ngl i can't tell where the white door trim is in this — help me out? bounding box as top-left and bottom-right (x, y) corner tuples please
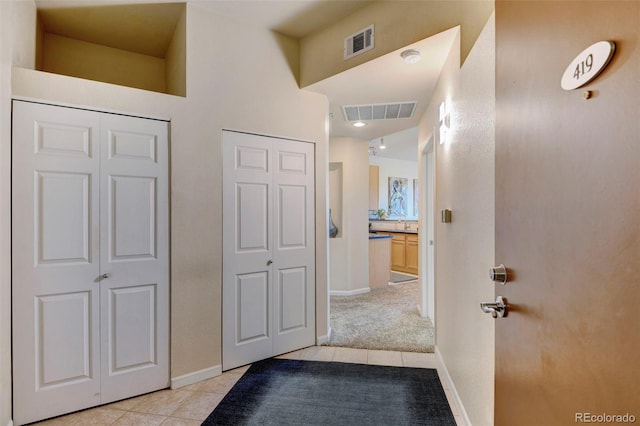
(11, 96), (171, 122)
(420, 132), (436, 322)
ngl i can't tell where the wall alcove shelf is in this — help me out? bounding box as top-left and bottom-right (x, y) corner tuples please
(36, 3), (186, 97)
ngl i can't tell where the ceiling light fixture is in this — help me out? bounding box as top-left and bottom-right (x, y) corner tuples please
(353, 121), (366, 127)
(379, 137), (386, 149)
(401, 49), (422, 64)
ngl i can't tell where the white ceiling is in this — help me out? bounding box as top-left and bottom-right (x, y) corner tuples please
(369, 127), (420, 162)
(304, 26), (458, 145)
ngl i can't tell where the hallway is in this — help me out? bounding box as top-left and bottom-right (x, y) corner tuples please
(33, 347), (463, 425)
(328, 281), (434, 352)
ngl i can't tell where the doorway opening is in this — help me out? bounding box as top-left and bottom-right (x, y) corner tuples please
(303, 27), (459, 353)
(325, 127), (434, 353)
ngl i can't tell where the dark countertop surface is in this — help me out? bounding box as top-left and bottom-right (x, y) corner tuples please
(368, 234), (393, 240)
(369, 229), (418, 235)
(369, 219), (418, 222)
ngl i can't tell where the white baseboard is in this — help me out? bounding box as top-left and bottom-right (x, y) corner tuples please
(7, 420), (13, 426)
(316, 327), (331, 345)
(329, 288), (370, 296)
(415, 304), (432, 321)
(170, 364), (222, 389)
(435, 347), (471, 426)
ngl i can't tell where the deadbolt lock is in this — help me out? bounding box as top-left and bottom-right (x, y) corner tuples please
(489, 264), (508, 285)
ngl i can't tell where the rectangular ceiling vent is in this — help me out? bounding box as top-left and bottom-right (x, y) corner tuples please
(344, 25), (374, 60)
(342, 102), (417, 122)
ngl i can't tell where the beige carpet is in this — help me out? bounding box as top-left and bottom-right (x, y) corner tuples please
(326, 281), (435, 353)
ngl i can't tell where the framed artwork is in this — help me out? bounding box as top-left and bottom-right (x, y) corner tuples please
(388, 177), (408, 217)
(413, 179), (418, 216)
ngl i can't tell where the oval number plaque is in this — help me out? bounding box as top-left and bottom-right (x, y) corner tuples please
(561, 41), (616, 91)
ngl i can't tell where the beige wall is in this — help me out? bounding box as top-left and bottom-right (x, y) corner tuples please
(1, 3), (37, 424)
(165, 6), (186, 97)
(42, 33), (167, 93)
(299, 0), (493, 87)
(329, 137), (370, 294)
(37, 3), (186, 97)
(418, 13), (495, 426)
(0, 9), (7, 424)
(1, 2), (329, 422)
(369, 156), (419, 219)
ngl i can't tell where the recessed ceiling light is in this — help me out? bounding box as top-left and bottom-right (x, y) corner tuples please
(401, 49), (422, 64)
(353, 121), (367, 127)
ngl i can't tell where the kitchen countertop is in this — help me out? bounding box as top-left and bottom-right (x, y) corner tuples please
(369, 220), (419, 234)
(368, 234), (393, 240)
(369, 219), (417, 222)
(369, 229), (418, 235)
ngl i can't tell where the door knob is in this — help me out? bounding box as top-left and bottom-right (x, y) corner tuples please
(267, 260), (273, 266)
(95, 272), (111, 283)
(489, 264), (508, 284)
(480, 296), (508, 318)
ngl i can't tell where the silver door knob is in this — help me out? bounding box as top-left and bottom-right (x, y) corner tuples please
(267, 260), (273, 266)
(100, 273), (110, 280)
(480, 296), (508, 318)
(489, 264), (508, 284)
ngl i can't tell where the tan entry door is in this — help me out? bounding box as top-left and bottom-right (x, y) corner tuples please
(495, 2), (639, 424)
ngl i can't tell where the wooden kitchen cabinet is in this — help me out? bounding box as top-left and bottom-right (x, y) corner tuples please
(375, 231), (418, 275)
(405, 233), (419, 273)
(390, 234), (406, 271)
(369, 165), (379, 210)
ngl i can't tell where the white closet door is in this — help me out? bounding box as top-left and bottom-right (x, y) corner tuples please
(12, 102), (102, 424)
(222, 131), (315, 371)
(222, 132), (275, 369)
(98, 113), (169, 402)
(12, 101), (169, 425)
(272, 139), (315, 355)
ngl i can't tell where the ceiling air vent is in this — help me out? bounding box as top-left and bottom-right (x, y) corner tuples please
(344, 25), (374, 60)
(342, 102), (417, 122)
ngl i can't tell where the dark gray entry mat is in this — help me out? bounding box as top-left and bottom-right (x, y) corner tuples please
(202, 358), (455, 425)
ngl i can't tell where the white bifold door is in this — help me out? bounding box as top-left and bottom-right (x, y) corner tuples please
(222, 131), (315, 371)
(12, 101), (169, 425)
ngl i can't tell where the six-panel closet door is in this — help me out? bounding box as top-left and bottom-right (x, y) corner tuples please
(222, 130), (315, 371)
(12, 101), (169, 425)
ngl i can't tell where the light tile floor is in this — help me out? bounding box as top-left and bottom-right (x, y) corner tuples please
(33, 347), (463, 426)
